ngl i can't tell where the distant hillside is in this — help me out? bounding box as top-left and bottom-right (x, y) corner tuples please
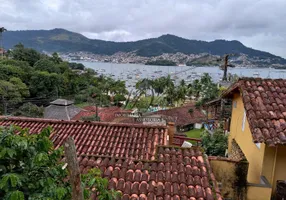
(3, 28), (286, 64)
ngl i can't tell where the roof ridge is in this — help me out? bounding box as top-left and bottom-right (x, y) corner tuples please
(0, 116), (168, 129)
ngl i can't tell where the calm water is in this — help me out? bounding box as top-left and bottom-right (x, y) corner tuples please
(79, 61), (286, 91)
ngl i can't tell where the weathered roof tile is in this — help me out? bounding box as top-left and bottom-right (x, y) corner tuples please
(223, 78), (286, 146)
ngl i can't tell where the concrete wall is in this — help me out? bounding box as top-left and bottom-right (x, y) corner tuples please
(228, 93), (265, 184)
(209, 158), (237, 199)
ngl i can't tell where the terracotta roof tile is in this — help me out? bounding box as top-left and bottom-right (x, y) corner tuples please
(148, 105), (206, 126)
(76, 146), (222, 200)
(72, 106), (132, 122)
(0, 116), (222, 199)
(223, 77), (286, 146)
(0, 116), (167, 160)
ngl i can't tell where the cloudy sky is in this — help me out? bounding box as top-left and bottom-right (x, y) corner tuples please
(1, 0), (286, 57)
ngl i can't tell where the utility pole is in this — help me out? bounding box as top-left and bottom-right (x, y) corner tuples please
(0, 27), (7, 59)
(223, 54), (229, 81)
(64, 137), (84, 200)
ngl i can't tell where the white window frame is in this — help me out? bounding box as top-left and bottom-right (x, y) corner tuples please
(242, 110), (246, 131)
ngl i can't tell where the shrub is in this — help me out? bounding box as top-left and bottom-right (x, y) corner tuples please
(201, 128), (228, 156)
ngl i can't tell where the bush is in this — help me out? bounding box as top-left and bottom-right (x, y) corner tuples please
(201, 128), (228, 156)
(14, 102), (44, 118)
(0, 126), (119, 199)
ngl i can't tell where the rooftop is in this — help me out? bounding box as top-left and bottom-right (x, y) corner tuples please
(223, 78), (286, 146)
(72, 106), (133, 122)
(77, 146), (222, 200)
(0, 116), (222, 199)
(0, 116), (168, 160)
(50, 99), (74, 106)
(44, 99), (81, 120)
(148, 104), (206, 126)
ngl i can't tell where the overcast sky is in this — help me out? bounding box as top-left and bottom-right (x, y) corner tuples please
(1, 0), (286, 57)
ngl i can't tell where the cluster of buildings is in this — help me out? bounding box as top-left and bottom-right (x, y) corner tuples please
(1, 77), (286, 199)
(58, 51), (283, 68)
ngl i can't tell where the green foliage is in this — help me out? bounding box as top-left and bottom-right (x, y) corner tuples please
(188, 108), (194, 114)
(191, 73), (219, 104)
(0, 126), (119, 200)
(11, 43), (41, 66)
(0, 65), (26, 81)
(0, 44), (127, 114)
(0, 126), (71, 199)
(82, 168), (120, 200)
(201, 128), (228, 156)
(34, 58), (60, 73)
(13, 103), (44, 118)
(0, 78), (29, 114)
(69, 62), (85, 70)
(29, 71), (62, 98)
(51, 52), (63, 64)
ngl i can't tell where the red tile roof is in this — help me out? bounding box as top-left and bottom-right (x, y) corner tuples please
(223, 78), (286, 146)
(147, 105), (206, 126)
(0, 116), (168, 160)
(73, 106), (132, 122)
(0, 116), (222, 199)
(77, 146), (222, 200)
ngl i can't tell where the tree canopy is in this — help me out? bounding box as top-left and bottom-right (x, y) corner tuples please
(0, 44), (127, 115)
(0, 126), (119, 200)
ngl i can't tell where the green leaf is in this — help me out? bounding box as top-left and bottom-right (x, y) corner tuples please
(55, 187), (67, 199)
(7, 148), (16, 158)
(7, 190), (24, 200)
(0, 174), (9, 189)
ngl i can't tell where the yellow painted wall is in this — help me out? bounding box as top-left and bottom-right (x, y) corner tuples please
(272, 145), (286, 192)
(247, 186), (272, 200)
(261, 146), (276, 185)
(229, 93), (265, 183)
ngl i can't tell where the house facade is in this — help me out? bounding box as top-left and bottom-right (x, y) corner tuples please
(224, 78), (286, 200)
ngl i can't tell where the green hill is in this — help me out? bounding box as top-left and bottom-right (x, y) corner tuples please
(3, 29), (286, 64)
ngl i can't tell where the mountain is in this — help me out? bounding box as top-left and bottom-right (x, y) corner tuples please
(3, 28), (286, 64)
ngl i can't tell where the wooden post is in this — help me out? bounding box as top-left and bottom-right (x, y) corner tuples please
(223, 54), (229, 81)
(64, 137), (84, 200)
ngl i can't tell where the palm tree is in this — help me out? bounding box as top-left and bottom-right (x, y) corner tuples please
(0, 27), (7, 59)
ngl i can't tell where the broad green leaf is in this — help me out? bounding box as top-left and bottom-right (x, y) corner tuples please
(7, 190), (24, 200)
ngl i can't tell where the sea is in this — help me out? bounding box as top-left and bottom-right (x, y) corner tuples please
(78, 61), (286, 92)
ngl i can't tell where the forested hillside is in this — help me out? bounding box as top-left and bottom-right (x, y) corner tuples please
(3, 29), (286, 64)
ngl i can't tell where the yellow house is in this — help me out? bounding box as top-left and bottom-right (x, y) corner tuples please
(223, 78), (286, 200)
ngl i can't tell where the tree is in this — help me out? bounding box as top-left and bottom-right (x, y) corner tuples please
(13, 102), (44, 118)
(51, 52), (63, 64)
(0, 126), (120, 200)
(0, 27), (7, 59)
(0, 78), (29, 115)
(29, 71), (61, 98)
(201, 128), (228, 156)
(113, 94), (126, 106)
(11, 44), (41, 66)
(34, 58), (60, 73)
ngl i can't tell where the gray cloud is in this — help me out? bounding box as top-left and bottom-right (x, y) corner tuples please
(1, 0), (286, 57)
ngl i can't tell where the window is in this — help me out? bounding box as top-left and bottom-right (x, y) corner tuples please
(242, 110), (246, 131)
(233, 101), (237, 108)
(255, 143), (261, 149)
